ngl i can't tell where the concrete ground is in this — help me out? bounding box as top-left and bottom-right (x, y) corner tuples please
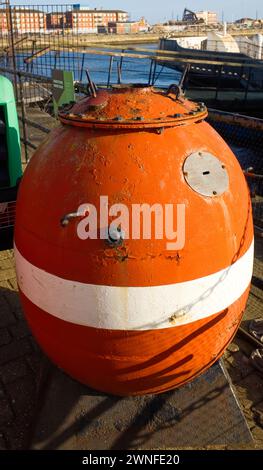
(0, 245), (262, 449)
(0, 107), (262, 449)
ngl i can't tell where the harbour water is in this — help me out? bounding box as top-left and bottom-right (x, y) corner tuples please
(9, 43), (181, 87)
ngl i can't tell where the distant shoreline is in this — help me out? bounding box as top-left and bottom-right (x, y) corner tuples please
(0, 33), (160, 52)
(87, 34), (159, 45)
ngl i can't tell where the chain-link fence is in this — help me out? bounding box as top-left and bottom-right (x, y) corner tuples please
(208, 110), (263, 227)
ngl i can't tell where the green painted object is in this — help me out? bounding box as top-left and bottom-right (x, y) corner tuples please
(0, 75), (22, 188)
(52, 69), (75, 117)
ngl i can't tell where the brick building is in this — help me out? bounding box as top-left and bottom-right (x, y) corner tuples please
(66, 8), (129, 33)
(12, 8), (45, 34)
(0, 6), (130, 35)
(46, 12), (72, 31)
(107, 21), (140, 34)
(0, 8), (46, 34)
(0, 9), (8, 35)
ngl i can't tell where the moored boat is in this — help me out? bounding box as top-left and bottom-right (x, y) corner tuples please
(158, 31), (263, 116)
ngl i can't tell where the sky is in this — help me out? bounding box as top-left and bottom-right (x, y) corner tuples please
(10, 1), (263, 24)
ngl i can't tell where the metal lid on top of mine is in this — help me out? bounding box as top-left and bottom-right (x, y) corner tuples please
(58, 85), (208, 129)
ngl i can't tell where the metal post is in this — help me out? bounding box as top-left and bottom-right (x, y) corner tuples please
(54, 50), (58, 69)
(18, 72), (29, 162)
(6, 1), (18, 101)
(29, 40), (36, 74)
(117, 61), (122, 84)
(80, 52), (85, 82)
(119, 49), (124, 77)
(148, 59), (153, 85)
(107, 55), (113, 88)
(179, 63), (190, 89)
(151, 60), (157, 85)
(86, 69), (97, 97)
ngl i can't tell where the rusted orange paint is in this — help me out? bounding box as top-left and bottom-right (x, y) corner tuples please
(19, 287), (249, 396)
(15, 86), (253, 395)
(16, 118), (253, 286)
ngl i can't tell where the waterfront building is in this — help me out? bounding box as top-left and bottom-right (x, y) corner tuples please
(46, 12), (70, 31)
(67, 8), (129, 33)
(107, 21), (140, 34)
(0, 7), (46, 34)
(196, 11), (218, 25)
(0, 6), (129, 35)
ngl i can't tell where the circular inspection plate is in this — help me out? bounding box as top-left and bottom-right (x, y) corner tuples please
(183, 151), (229, 197)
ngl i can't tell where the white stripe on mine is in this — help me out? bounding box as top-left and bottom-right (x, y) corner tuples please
(15, 241), (254, 331)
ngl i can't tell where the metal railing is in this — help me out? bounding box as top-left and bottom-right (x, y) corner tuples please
(1, 55), (263, 162)
(0, 64), (53, 161)
(0, 4), (263, 163)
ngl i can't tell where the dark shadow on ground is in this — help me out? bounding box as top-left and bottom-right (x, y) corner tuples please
(0, 283), (256, 450)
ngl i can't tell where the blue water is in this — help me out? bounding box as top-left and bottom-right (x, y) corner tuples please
(6, 43), (180, 88)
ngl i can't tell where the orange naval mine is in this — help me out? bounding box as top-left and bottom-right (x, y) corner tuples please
(14, 84), (254, 395)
